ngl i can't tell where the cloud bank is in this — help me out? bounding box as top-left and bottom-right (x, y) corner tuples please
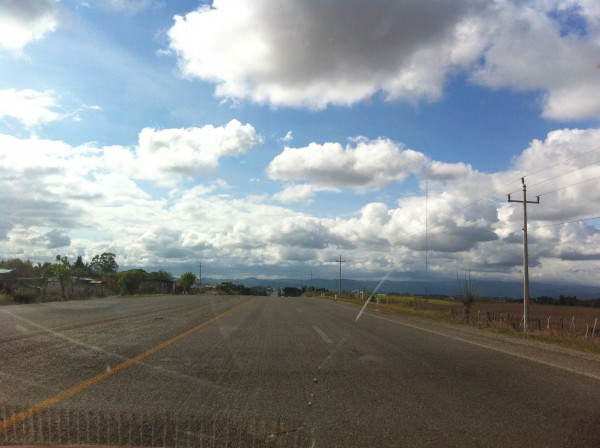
(2, 123), (600, 285)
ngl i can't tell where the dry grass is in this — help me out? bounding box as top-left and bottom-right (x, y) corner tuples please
(320, 294), (600, 353)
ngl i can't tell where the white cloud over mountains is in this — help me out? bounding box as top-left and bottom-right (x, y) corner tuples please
(168, 0), (600, 120)
(1, 122), (599, 285)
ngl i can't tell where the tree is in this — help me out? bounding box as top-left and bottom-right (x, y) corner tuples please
(55, 255), (71, 268)
(103, 272), (119, 294)
(71, 256), (88, 276)
(34, 261), (53, 280)
(53, 255), (72, 299)
(0, 258), (36, 277)
(179, 272), (196, 293)
(90, 252), (118, 276)
(148, 269), (174, 282)
(117, 270), (144, 295)
(283, 287), (302, 297)
(458, 268), (477, 323)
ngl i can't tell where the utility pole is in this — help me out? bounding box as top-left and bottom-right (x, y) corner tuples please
(508, 177), (540, 332)
(197, 262), (202, 287)
(335, 255), (346, 295)
(425, 180), (428, 300)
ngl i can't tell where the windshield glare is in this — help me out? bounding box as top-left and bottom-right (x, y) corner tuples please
(1, 1), (600, 447)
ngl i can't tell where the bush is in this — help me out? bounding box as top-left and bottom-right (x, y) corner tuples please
(118, 270), (144, 295)
(13, 287), (39, 304)
(179, 272), (196, 293)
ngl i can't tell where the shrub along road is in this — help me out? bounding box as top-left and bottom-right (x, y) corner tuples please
(0, 294), (599, 447)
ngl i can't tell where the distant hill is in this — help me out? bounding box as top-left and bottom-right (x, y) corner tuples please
(200, 277), (600, 300)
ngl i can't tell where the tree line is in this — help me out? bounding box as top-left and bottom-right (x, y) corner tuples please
(530, 295), (600, 308)
(0, 254), (198, 301)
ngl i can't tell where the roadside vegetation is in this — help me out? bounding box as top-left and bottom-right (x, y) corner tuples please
(0, 256), (201, 303)
(0, 256), (277, 304)
(318, 291), (600, 354)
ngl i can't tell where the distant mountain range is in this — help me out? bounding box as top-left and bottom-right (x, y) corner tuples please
(200, 277), (600, 300)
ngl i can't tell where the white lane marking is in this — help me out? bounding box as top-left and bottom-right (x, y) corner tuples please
(313, 325), (333, 344)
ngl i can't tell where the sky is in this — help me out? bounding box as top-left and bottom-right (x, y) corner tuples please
(1, 0), (600, 288)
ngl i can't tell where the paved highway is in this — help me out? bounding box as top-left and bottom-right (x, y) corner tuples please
(1, 295), (599, 447)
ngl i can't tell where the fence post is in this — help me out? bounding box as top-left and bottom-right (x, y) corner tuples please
(585, 323), (589, 341)
(593, 317), (598, 338)
(547, 315), (551, 331)
(569, 315), (575, 333)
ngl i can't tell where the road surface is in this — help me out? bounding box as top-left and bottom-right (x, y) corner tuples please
(1, 294), (599, 447)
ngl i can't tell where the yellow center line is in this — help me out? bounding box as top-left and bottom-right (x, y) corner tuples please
(0, 298), (252, 433)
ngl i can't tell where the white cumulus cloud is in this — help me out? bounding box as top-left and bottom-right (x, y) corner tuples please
(267, 137), (426, 189)
(0, 0), (60, 51)
(0, 88), (62, 128)
(167, 0), (600, 120)
(105, 119), (262, 185)
(166, 0), (486, 109)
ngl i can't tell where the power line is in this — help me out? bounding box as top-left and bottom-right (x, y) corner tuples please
(536, 173), (600, 197)
(527, 159), (600, 189)
(528, 215), (600, 230)
(506, 148), (600, 196)
(523, 145), (600, 180)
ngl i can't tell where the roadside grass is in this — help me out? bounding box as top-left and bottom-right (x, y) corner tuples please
(0, 292), (14, 306)
(491, 326), (600, 354)
(375, 294), (455, 307)
(319, 294), (600, 354)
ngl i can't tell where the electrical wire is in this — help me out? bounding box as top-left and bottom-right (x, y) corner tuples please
(536, 173), (600, 197)
(527, 159), (600, 189)
(523, 145), (600, 180)
(528, 215), (600, 230)
(506, 146), (600, 196)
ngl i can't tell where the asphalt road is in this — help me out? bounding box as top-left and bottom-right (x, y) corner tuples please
(1, 294), (599, 447)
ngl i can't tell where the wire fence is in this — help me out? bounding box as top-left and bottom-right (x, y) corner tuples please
(323, 294), (600, 344)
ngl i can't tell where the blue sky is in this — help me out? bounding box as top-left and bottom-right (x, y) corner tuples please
(1, 0), (600, 287)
